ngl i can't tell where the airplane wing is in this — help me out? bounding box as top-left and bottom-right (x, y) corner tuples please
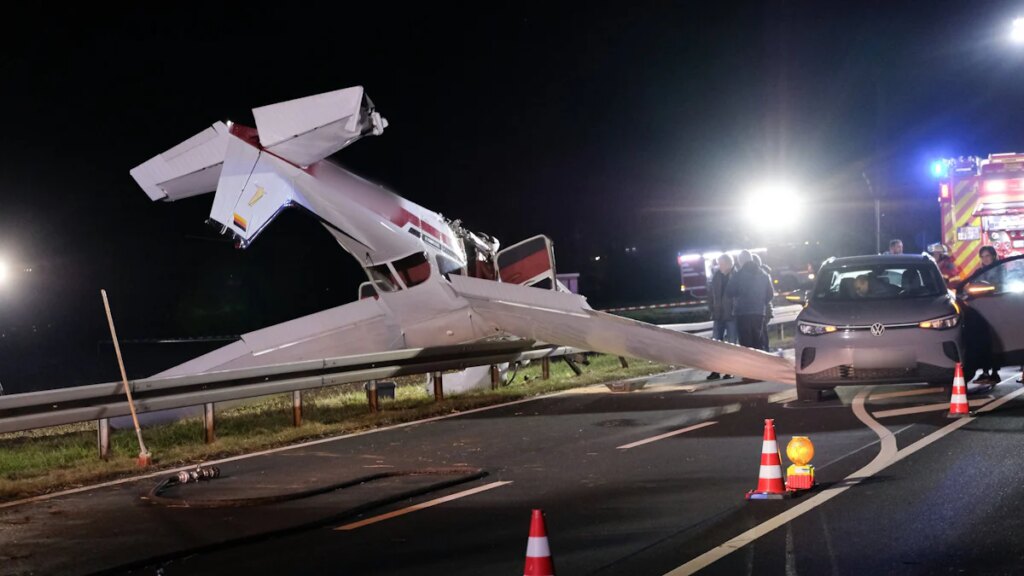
(449, 275), (796, 385)
(156, 297), (405, 377)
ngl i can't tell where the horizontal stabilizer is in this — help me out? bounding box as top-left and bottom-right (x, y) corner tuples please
(252, 86), (387, 167)
(129, 122), (230, 201)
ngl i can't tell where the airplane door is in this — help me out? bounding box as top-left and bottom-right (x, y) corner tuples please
(959, 255), (1024, 367)
(495, 235), (557, 289)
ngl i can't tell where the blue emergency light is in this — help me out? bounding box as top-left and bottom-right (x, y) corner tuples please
(930, 160), (948, 178)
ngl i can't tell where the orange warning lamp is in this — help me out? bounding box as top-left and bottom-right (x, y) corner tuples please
(786, 436), (814, 466)
(785, 436), (816, 491)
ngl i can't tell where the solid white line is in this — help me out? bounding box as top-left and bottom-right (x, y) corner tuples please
(869, 387), (944, 401)
(856, 387), (899, 462)
(0, 393), (556, 510)
(664, 383), (1024, 575)
(333, 481), (512, 530)
(872, 398), (992, 419)
(616, 421), (718, 450)
(665, 388), (888, 576)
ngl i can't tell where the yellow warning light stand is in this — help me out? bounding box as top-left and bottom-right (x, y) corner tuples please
(785, 436), (815, 491)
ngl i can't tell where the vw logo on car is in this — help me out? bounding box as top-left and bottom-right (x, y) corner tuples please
(870, 323), (885, 336)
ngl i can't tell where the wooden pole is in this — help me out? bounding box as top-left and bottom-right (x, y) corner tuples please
(100, 290), (150, 465)
(542, 357), (550, 380)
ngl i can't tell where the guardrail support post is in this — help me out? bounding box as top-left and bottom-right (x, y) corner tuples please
(564, 356), (583, 377)
(367, 381), (379, 413)
(490, 365), (500, 390)
(619, 356), (629, 369)
(204, 403), (216, 444)
(97, 418), (110, 460)
(542, 357), (550, 380)
(292, 390), (302, 427)
(433, 372), (444, 401)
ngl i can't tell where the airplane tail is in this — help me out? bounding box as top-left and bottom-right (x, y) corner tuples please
(130, 86), (387, 246)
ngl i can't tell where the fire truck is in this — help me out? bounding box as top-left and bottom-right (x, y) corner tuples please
(936, 152), (1024, 279)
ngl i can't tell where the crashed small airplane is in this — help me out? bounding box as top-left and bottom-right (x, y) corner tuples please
(130, 86), (794, 385)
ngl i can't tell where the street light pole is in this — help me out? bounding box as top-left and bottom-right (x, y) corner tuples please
(862, 172), (880, 254)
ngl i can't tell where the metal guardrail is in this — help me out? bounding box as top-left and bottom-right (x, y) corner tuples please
(660, 304), (802, 336)
(0, 341), (589, 435)
(0, 307), (802, 437)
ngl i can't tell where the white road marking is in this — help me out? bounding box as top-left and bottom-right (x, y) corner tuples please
(665, 382), (1024, 575)
(872, 397), (993, 419)
(0, 393), (557, 510)
(333, 481), (512, 530)
(868, 387), (945, 401)
(616, 421), (718, 450)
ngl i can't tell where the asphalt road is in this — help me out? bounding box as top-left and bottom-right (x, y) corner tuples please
(3, 368), (1024, 576)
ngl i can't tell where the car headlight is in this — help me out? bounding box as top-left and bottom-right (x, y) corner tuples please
(798, 321), (837, 336)
(918, 314), (959, 330)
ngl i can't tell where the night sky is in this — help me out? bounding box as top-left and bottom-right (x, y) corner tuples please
(1, 2), (1022, 391)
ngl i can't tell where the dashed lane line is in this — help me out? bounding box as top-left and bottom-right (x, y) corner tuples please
(334, 481), (513, 531)
(617, 421), (719, 450)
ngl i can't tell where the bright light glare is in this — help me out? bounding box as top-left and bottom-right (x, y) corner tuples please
(1013, 17), (1024, 44)
(743, 184), (803, 230)
(985, 179), (1008, 193)
(0, 261), (7, 285)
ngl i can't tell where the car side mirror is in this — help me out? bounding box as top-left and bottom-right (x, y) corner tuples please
(962, 280), (995, 298)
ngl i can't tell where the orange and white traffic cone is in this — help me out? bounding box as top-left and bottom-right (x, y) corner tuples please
(746, 419), (790, 500)
(948, 363), (970, 418)
(524, 509), (555, 576)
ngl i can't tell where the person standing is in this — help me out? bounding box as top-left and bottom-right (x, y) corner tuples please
(886, 239), (904, 255)
(726, 251), (774, 349)
(753, 254), (775, 351)
(929, 243), (963, 288)
(706, 253), (737, 380)
(973, 245), (1001, 385)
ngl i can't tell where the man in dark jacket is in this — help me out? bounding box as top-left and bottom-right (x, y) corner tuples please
(752, 254), (775, 351)
(726, 250), (774, 349)
(706, 253), (737, 379)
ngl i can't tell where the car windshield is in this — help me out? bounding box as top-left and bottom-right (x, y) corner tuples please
(813, 264), (946, 300)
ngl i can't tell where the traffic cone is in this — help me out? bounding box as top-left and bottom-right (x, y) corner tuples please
(524, 509), (555, 576)
(746, 419), (790, 500)
(948, 363), (970, 417)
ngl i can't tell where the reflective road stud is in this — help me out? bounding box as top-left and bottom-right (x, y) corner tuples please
(746, 419), (791, 500)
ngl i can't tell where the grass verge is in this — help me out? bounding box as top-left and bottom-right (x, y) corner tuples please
(0, 354), (671, 502)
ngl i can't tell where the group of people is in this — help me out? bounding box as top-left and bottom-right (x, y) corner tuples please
(705, 250), (775, 380)
(888, 238), (978, 289)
